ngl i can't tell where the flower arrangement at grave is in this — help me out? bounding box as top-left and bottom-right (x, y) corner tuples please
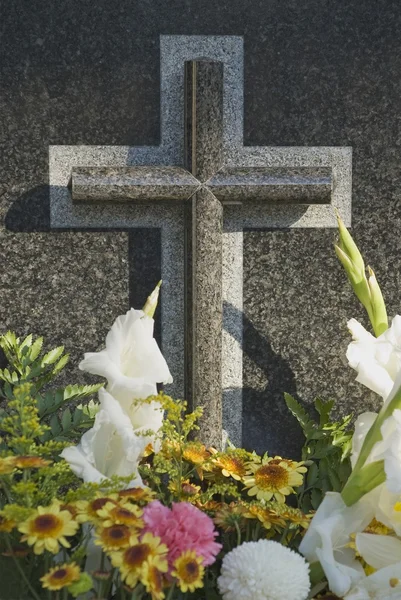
(0, 216), (400, 600)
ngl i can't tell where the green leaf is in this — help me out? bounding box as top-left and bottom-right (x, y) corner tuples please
(52, 354), (70, 375)
(284, 393), (311, 430)
(314, 398), (334, 426)
(306, 461), (319, 487)
(41, 346), (64, 366)
(50, 414), (61, 436)
(29, 337), (44, 362)
(61, 408), (72, 431)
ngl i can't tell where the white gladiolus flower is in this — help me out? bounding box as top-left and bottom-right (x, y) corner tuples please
(355, 533), (401, 570)
(346, 316), (401, 400)
(217, 539), (310, 600)
(79, 308), (172, 403)
(61, 388), (149, 486)
(299, 492), (373, 597)
(376, 487), (401, 536)
(344, 563), (401, 600)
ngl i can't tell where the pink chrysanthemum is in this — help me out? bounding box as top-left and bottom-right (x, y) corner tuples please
(143, 501), (221, 568)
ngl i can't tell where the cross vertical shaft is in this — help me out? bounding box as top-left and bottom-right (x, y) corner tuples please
(184, 59), (224, 448)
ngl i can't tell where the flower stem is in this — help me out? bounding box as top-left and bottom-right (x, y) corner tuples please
(4, 535), (42, 600)
(166, 582), (176, 600)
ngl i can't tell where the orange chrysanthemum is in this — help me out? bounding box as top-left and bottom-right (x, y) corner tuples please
(183, 443), (210, 465)
(14, 456), (52, 469)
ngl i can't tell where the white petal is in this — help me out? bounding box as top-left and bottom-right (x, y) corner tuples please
(353, 360), (394, 399)
(345, 562), (401, 600)
(352, 412), (378, 467)
(60, 446), (106, 484)
(376, 486), (401, 536)
(356, 533), (401, 569)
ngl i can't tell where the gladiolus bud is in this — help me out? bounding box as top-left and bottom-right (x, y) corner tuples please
(142, 280), (162, 318)
(367, 266), (388, 336)
(335, 212), (388, 337)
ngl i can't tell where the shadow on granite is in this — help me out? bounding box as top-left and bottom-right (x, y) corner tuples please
(5, 185), (50, 232)
(224, 300), (305, 458)
(4, 188), (162, 343)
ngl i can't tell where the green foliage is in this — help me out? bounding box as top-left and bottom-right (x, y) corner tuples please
(284, 393), (353, 512)
(0, 331), (102, 442)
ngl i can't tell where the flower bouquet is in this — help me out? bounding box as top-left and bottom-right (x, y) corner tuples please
(0, 218), (400, 600)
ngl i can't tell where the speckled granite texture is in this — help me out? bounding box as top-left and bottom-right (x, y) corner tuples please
(1, 1), (401, 457)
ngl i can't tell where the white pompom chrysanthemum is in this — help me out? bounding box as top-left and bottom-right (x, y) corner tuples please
(217, 539), (310, 600)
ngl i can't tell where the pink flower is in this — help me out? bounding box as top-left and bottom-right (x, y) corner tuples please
(143, 501), (221, 568)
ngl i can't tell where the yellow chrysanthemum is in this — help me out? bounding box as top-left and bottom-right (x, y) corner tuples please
(110, 533), (168, 588)
(183, 443), (210, 465)
(96, 501), (143, 528)
(243, 457), (304, 502)
(168, 479), (201, 501)
(0, 456), (16, 475)
(14, 456), (52, 469)
(242, 504), (285, 530)
(141, 561), (166, 600)
(172, 550), (204, 593)
(18, 502), (79, 555)
(214, 503), (247, 532)
(213, 454), (247, 480)
(75, 494), (118, 523)
(118, 487), (155, 503)
(40, 562), (81, 591)
(95, 524), (133, 551)
(0, 514), (16, 533)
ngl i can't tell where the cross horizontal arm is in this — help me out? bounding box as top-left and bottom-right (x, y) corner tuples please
(70, 166), (200, 202)
(207, 166), (332, 204)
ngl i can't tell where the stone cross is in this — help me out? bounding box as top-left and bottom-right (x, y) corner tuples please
(50, 35), (352, 449)
(68, 59), (332, 448)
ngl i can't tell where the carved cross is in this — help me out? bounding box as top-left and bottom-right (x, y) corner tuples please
(68, 59), (332, 447)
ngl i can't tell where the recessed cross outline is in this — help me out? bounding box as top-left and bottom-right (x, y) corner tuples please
(50, 36), (352, 449)
(68, 59), (333, 448)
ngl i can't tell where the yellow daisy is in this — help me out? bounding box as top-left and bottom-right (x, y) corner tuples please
(75, 494), (118, 523)
(242, 504), (285, 530)
(110, 533), (168, 588)
(0, 456), (16, 475)
(183, 443), (210, 465)
(141, 561), (166, 600)
(14, 456), (52, 469)
(0, 514), (16, 533)
(172, 550), (204, 593)
(40, 562), (81, 591)
(18, 502), (79, 555)
(94, 524), (132, 551)
(243, 457), (304, 502)
(96, 501), (143, 528)
(168, 479), (201, 501)
(118, 487), (155, 503)
(214, 503), (247, 533)
(212, 453), (247, 480)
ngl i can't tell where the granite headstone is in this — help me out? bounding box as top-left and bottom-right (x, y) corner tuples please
(2, 2), (400, 458)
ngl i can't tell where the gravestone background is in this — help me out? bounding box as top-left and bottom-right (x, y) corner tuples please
(1, 1), (400, 457)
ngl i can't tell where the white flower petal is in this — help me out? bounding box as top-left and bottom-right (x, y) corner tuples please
(345, 562), (401, 600)
(352, 412), (378, 467)
(356, 533), (401, 569)
(299, 493), (374, 597)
